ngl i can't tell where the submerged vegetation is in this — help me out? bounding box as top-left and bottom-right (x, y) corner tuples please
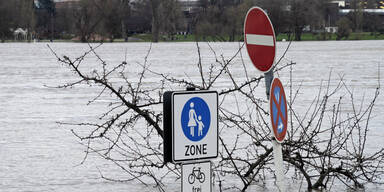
(49, 41), (384, 191)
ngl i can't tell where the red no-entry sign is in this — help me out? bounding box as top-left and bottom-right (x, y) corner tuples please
(244, 7), (276, 72)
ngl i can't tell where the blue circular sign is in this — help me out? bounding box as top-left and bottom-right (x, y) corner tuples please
(272, 86), (286, 134)
(269, 78), (288, 143)
(181, 97), (211, 142)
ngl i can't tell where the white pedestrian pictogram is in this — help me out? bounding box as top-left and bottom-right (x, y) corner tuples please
(187, 102), (206, 137)
(188, 102), (198, 137)
(197, 116), (204, 137)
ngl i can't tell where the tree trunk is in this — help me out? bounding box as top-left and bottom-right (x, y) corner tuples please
(295, 26), (302, 41)
(50, 12), (54, 42)
(151, 14), (159, 42)
(81, 31), (87, 42)
(121, 20), (127, 42)
(151, 0), (160, 43)
(230, 28), (235, 42)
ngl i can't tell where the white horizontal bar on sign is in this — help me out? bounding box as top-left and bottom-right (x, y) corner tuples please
(246, 34), (274, 47)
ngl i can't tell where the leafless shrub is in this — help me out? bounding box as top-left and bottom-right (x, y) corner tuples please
(49, 42), (383, 191)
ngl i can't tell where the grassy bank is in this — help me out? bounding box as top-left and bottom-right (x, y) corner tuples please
(104, 32), (384, 42)
(130, 32), (384, 42)
(276, 32), (384, 41)
(3, 32), (384, 43)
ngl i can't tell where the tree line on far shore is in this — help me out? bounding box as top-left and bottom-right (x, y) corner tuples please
(0, 0), (383, 42)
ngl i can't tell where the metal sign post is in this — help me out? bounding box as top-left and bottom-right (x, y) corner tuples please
(272, 140), (285, 191)
(244, 7), (286, 191)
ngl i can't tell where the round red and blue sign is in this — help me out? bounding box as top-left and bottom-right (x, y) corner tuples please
(269, 78), (287, 143)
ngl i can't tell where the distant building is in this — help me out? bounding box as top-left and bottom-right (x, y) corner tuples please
(54, 0), (80, 9)
(339, 8), (384, 15)
(343, 0), (384, 9)
(325, 1), (384, 29)
(325, 26), (338, 33)
(332, 0), (346, 8)
(14, 28), (28, 40)
(179, 0), (200, 13)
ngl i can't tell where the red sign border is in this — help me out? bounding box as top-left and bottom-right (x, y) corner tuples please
(269, 78), (288, 143)
(244, 6), (276, 73)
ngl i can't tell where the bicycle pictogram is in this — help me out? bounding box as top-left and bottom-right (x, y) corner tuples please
(188, 166), (205, 184)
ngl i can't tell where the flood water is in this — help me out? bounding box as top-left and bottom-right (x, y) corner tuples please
(0, 41), (383, 191)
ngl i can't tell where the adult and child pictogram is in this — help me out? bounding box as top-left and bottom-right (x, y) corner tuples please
(181, 97), (211, 142)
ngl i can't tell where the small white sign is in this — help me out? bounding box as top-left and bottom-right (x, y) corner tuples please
(172, 91), (218, 162)
(182, 161), (212, 192)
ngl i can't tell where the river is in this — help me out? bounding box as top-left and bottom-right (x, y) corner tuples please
(0, 41), (383, 191)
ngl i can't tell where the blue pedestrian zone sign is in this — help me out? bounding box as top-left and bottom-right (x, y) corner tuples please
(172, 91), (218, 162)
(181, 97), (211, 142)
